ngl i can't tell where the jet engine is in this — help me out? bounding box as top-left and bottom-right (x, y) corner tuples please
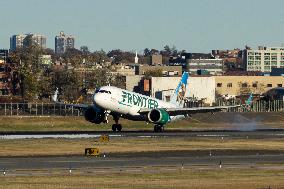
(84, 106), (104, 124)
(147, 109), (170, 125)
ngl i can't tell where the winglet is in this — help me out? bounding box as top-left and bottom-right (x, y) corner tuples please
(245, 93), (253, 106)
(242, 93), (253, 110)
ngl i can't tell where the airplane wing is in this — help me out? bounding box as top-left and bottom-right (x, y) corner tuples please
(138, 105), (239, 116)
(54, 101), (89, 109)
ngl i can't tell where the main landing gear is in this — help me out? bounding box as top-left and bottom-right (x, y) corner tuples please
(112, 115), (122, 132)
(112, 124), (122, 132)
(154, 125), (164, 132)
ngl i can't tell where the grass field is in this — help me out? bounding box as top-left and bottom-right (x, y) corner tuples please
(0, 137), (284, 157)
(0, 116), (218, 132)
(1, 168), (284, 189)
(0, 111), (284, 132)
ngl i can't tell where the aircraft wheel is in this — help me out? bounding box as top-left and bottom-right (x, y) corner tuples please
(117, 124), (122, 132)
(154, 125), (158, 132)
(154, 125), (163, 132)
(112, 124), (117, 132)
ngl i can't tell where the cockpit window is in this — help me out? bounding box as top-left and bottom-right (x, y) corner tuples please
(95, 89), (111, 94)
(95, 89), (100, 94)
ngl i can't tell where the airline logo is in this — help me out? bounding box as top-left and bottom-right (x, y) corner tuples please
(171, 72), (189, 106)
(119, 91), (159, 109)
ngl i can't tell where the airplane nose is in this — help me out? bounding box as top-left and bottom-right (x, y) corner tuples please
(94, 93), (104, 107)
(93, 93), (100, 104)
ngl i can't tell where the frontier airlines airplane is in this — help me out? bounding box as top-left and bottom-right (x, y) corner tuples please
(53, 72), (237, 132)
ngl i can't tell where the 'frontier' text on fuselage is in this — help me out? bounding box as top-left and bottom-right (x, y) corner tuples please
(119, 91), (159, 109)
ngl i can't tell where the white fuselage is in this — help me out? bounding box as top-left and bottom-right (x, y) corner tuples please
(93, 86), (183, 121)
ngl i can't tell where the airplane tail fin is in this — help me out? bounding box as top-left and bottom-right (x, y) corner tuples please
(170, 72), (189, 107)
(243, 93), (253, 110)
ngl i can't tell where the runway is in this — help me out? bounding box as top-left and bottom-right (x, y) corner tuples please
(1, 129), (284, 139)
(1, 129), (284, 176)
(0, 150), (284, 175)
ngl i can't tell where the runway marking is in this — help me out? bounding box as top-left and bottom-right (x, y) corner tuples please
(197, 134), (229, 137)
(270, 134), (284, 136)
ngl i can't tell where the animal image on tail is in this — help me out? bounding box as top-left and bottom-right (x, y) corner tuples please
(171, 72), (189, 107)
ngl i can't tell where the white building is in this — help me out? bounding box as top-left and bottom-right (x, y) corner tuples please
(186, 59), (223, 75)
(245, 47), (284, 72)
(151, 76), (216, 105)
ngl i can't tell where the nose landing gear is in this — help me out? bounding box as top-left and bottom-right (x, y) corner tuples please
(103, 111), (110, 123)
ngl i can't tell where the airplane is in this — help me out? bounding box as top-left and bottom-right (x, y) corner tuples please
(53, 72), (238, 132)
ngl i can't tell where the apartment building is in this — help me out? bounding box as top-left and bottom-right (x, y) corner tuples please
(244, 46), (284, 72)
(10, 34), (27, 51)
(55, 31), (75, 54)
(10, 34), (46, 50)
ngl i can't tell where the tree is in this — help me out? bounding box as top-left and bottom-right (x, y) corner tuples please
(9, 44), (46, 100)
(144, 48), (151, 56)
(80, 46), (90, 55)
(52, 70), (81, 102)
(61, 48), (83, 66)
(84, 69), (109, 89)
(150, 49), (159, 55)
(110, 74), (125, 89)
(161, 45), (171, 56)
(91, 50), (110, 65)
(160, 45), (179, 56)
(107, 49), (135, 64)
(171, 45), (178, 56)
(38, 75), (52, 100)
(179, 49), (187, 54)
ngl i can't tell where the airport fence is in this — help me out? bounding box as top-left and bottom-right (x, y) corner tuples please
(184, 100), (284, 112)
(216, 100), (284, 112)
(0, 100), (283, 117)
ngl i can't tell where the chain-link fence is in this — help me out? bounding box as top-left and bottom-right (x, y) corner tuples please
(216, 100), (284, 112)
(185, 100), (284, 112)
(0, 103), (83, 116)
(0, 100), (283, 117)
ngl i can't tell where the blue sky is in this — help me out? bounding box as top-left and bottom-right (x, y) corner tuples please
(1, 0), (284, 53)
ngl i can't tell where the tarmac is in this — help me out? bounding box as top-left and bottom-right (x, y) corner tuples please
(0, 149), (284, 176)
(1, 129), (284, 176)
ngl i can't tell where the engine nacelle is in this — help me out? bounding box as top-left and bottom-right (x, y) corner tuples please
(84, 106), (104, 124)
(147, 109), (170, 125)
